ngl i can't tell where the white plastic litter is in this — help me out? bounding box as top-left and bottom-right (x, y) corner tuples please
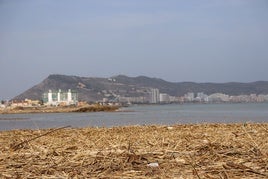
(147, 162), (159, 167)
(167, 126), (174, 130)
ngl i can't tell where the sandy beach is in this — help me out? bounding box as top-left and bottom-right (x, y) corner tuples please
(0, 123), (267, 178)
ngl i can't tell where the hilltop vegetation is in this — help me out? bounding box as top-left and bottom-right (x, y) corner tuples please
(13, 74), (268, 102)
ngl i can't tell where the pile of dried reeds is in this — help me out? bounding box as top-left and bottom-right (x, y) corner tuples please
(0, 123), (267, 178)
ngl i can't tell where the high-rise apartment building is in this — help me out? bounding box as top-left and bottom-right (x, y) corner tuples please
(150, 88), (160, 103)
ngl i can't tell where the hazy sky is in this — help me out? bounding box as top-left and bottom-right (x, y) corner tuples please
(1, 0), (268, 99)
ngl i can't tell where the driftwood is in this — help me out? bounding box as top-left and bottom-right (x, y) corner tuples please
(0, 123), (267, 178)
(10, 125), (71, 151)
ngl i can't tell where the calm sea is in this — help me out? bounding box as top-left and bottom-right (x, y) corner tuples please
(0, 103), (267, 131)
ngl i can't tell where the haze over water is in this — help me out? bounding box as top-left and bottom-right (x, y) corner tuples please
(0, 103), (267, 131)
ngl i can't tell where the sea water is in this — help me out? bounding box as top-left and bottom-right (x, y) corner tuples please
(0, 103), (267, 131)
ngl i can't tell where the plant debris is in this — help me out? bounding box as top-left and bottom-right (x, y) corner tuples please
(0, 123), (267, 178)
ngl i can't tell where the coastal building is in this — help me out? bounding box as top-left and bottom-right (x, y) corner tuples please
(149, 88), (160, 103)
(42, 89), (78, 106)
(118, 96), (147, 104)
(159, 93), (170, 103)
(10, 100), (28, 107)
(184, 92), (195, 102)
(208, 93), (229, 102)
(196, 92), (209, 102)
(258, 94), (268, 102)
(10, 99), (41, 107)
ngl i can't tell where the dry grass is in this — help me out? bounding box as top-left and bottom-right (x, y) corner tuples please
(0, 123), (267, 178)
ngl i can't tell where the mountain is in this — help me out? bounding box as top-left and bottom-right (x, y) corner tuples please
(13, 74), (268, 102)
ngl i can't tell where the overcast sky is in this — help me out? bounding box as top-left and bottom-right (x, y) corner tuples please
(1, 0), (268, 99)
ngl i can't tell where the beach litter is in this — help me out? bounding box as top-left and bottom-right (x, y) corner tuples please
(147, 162), (159, 167)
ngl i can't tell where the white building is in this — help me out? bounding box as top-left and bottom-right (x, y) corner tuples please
(43, 89), (78, 106)
(196, 92), (209, 102)
(160, 93), (170, 103)
(150, 88), (160, 103)
(184, 92), (195, 102)
(208, 93), (229, 102)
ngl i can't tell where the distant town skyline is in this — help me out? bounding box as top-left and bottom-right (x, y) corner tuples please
(1, 0), (268, 99)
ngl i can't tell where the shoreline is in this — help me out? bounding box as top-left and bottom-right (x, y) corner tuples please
(0, 104), (120, 114)
(0, 123), (267, 178)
